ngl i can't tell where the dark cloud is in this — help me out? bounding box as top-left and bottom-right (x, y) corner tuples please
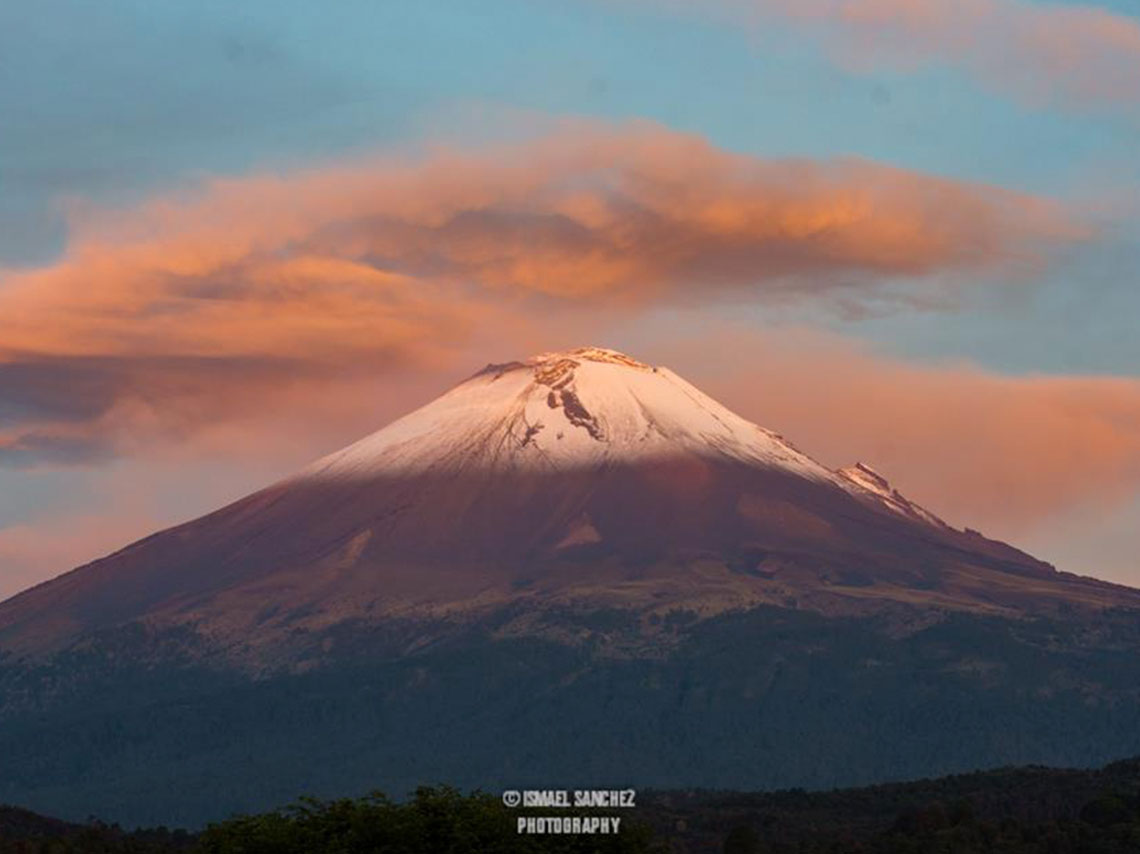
(0, 353), (334, 469)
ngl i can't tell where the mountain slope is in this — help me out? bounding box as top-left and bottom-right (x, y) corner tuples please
(0, 347), (1136, 665)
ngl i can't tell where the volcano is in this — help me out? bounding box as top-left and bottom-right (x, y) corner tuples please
(1, 347), (1132, 663)
(2, 348), (1140, 827)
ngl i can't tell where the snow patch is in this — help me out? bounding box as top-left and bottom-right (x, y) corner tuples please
(838, 463), (946, 528)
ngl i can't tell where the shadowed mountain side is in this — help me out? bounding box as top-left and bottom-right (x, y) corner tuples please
(1, 456), (1129, 665)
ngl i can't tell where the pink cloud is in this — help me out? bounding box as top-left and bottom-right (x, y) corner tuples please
(657, 328), (1140, 536)
(644, 0), (1140, 108)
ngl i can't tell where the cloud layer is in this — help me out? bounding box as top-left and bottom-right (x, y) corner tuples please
(666, 329), (1140, 535)
(0, 121), (1079, 466)
(651, 0), (1140, 108)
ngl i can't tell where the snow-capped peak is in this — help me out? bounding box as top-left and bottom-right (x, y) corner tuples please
(300, 346), (835, 483)
(296, 347), (947, 531)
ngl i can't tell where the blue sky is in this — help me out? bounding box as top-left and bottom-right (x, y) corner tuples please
(1, 0), (1138, 595)
(4, 0), (1138, 371)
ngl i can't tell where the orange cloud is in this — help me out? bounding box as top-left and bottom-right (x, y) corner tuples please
(643, 0), (1140, 108)
(0, 121), (1082, 465)
(659, 328), (1140, 535)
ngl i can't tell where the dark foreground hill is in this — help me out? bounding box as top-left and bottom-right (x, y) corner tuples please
(3, 758), (1140, 853)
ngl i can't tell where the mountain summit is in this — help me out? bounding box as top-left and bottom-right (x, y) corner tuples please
(304, 346), (840, 481)
(2, 347), (1135, 666)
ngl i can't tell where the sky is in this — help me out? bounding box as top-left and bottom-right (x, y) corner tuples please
(1, 0), (1139, 598)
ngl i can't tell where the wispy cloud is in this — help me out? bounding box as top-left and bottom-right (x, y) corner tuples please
(641, 0), (1140, 109)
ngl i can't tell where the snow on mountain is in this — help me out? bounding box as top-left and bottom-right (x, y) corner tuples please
(837, 462), (947, 528)
(301, 346), (938, 528)
(302, 346), (826, 476)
